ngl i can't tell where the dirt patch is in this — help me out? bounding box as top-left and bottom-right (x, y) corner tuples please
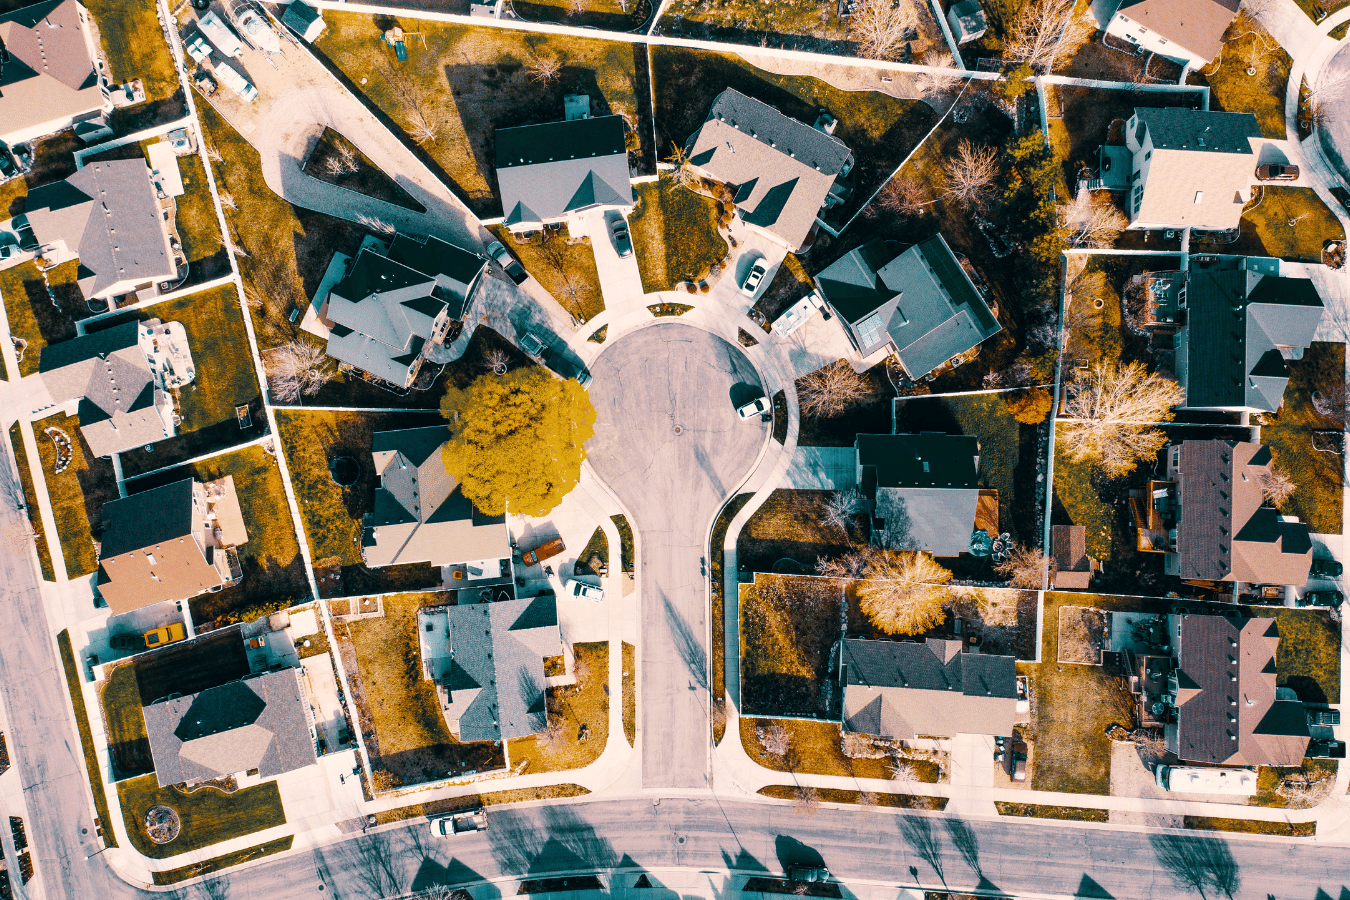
(1057, 605), (1107, 665)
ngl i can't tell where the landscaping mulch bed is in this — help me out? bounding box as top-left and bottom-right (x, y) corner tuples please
(133, 628), (251, 704)
(996, 802), (1109, 822)
(303, 127), (426, 212)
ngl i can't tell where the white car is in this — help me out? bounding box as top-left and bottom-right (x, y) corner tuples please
(740, 259), (768, 297)
(215, 63), (258, 102)
(568, 580), (604, 602)
(737, 395), (771, 419)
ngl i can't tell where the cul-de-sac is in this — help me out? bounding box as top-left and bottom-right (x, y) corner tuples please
(2, 0), (1350, 897)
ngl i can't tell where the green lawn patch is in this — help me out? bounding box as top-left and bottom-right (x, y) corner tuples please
(304, 127), (427, 212)
(589, 325), (608, 343)
(1231, 186), (1345, 262)
(101, 663), (153, 779)
(33, 411), (113, 578)
(83, 0), (178, 105)
(9, 424), (54, 581)
(510, 0), (645, 31)
(57, 630), (117, 847)
(1199, 37), (1292, 140)
(0, 175), (26, 220)
(757, 784), (947, 811)
(740, 574), (842, 718)
(117, 773), (286, 858)
(1184, 816), (1315, 837)
(1, 260), (75, 377)
(487, 225), (603, 323)
(1260, 340), (1344, 535)
(630, 176), (727, 293)
(1251, 608), (1341, 704)
(152, 836), (294, 885)
(995, 802), (1109, 822)
(507, 642), (609, 773)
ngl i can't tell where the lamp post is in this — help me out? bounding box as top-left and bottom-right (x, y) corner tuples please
(84, 845), (110, 861)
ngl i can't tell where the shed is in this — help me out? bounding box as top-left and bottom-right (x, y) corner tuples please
(948, 0), (988, 44)
(281, 0), (326, 41)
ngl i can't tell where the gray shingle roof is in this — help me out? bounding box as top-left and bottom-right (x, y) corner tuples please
(1135, 107), (1260, 154)
(857, 433), (980, 556)
(494, 115), (633, 226)
(99, 478), (194, 558)
(0, 0), (104, 144)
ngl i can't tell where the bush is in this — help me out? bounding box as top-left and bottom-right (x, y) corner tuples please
(1007, 388), (1054, 424)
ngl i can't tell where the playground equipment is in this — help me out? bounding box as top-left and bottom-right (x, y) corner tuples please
(381, 25), (425, 60)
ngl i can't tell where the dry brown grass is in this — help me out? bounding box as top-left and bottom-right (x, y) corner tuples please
(1056, 605), (1107, 665)
(507, 642), (608, 773)
(740, 575), (842, 718)
(740, 717), (941, 782)
(737, 490), (856, 574)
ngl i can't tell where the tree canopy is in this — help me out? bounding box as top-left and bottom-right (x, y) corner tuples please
(440, 366), (596, 518)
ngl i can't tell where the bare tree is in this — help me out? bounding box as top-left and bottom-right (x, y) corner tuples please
(857, 790), (880, 812)
(815, 552), (869, 579)
(203, 142), (223, 164)
(1312, 381), (1346, 422)
(483, 347), (510, 375)
(822, 488), (864, 537)
(407, 109), (438, 144)
(1276, 768), (1334, 808)
(875, 176), (932, 218)
(1235, 25), (1277, 73)
(848, 0), (918, 61)
(840, 730), (887, 759)
(1059, 362), (1184, 478)
(357, 213), (396, 236)
(1060, 190), (1128, 249)
(565, 0), (584, 14)
(0, 517), (35, 554)
(666, 141), (701, 190)
(1259, 466), (1297, 507)
(268, 340), (337, 403)
(526, 53), (563, 83)
(853, 548), (954, 636)
(792, 785), (821, 817)
(241, 244), (297, 314)
(1307, 68), (1350, 128)
(536, 713), (567, 754)
(321, 141), (360, 176)
(993, 545), (1054, 589)
(554, 273), (589, 314)
(758, 721), (791, 759)
(218, 190), (238, 211)
(942, 139), (1000, 210)
(797, 360), (872, 418)
(1003, 0), (1093, 73)
(887, 753), (918, 788)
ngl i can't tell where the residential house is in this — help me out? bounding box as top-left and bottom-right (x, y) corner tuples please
(1124, 107), (1262, 230)
(39, 319), (194, 457)
(321, 232), (487, 388)
(494, 114), (634, 233)
(856, 432), (980, 557)
(1133, 440), (1312, 586)
(815, 235), (1001, 377)
(96, 476), (249, 615)
(947, 0), (988, 44)
(684, 88), (854, 252)
(5, 158), (177, 301)
(0, 0), (112, 147)
(841, 638), (1019, 741)
(1052, 524), (1099, 590)
(142, 667), (316, 787)
(362, 425), (512, 571)
(1162, 613), (1309, 766)
(1173, 261), (1323, 412)
(1103, 0), (1240, 69)
(417, 596), (564, 743)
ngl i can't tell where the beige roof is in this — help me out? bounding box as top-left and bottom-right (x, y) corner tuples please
(179, 723), (275, 774)
(0, 0), (105, 143)
(1115, 0), (1241, 63)
(1137, 147), (1259, 229)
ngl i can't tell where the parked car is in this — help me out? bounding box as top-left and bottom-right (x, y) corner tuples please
(143, 623), (186, 648)
(215, 62), (258, 102)
(487, 241), (528, 284)
(1311, 556), (1343, 577)
(567, 580), (604, 602)
(1300, 589), (1344, 608)
(1308, 708), (1342, 727)
(740, 259), (768, 297)
(109, 633), (145, 652)
(1010, 738), (1028, 781)
(1256, 164), (1299, 181)
(1309, 739), (1347, 759)
(541, 347), (592, 387)
(608, 213), (633, 258)
(736, 395), (770, 420)
(787, 866), (828, 884)
(429, 809), (487, 837)
(0, 147), (15, 179)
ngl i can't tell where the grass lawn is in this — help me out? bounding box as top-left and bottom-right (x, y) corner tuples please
(57, 630), (117, 847)
(152, 836), (294, 885)
(487, 225), (603, 323)
(127, 446), (308, 625)
(1250, 608), (1342, 704)
(510, 0), (646, 33)
(741, 716), (940, 782)
(711, 492), (753, 741)
(9, 424), (54, 581)
(33, 411), (114, 578)
(314, 12), (647, 216)
(371, 784), (589, 825)
(622, 641), (635, 747)
(650, 47), (938, 228)
(1231, 187), (1345, 262)
(736, 490), (853, 575)
(0, 175), (26, 220)
(1050, 444), (1155, 574)
(577, 526), (608, 575)
(1260, 341), (1345, 535)
(740, 574), (842, 718)
(657, 0), (853, 50)
(1184, 816), (1315, 837)
(133, 627), (251, 702)
(117, 774), (286, 859)
(611, 514), (634, 572)
(1252, 759), (1338, 808)
(995, 802), (1109, 822)
(84, 0), (177, 104)
(758, 784), (947, 811)
(173, 151), (230, 284)
(630, 175), (727, 293)
(508, 642), (609, 773)
(345, 592), (505, 786)
(101, 663), (154, 779)
(1292, 0), (1350, 20)
(1021, 592), (1166, 795)
(1195, 34), (1293, 140)
(1, 261), (76, 377)
(1064, 255), (1173, 371)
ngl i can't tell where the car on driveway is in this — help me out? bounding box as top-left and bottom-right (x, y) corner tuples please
(1312, 556), (1343, 577)
(608, 213), (633, 258)
(1256, 164), (1299, 181)
(788, 866), (828, 884)
(740, 259), (767, 297)
(1300, 589), (1344, 608)
(143, 623), (186, 648)
(737, 395), (770, 419)
(110, 633), (145, 652)
(567, 580), (604, 602)
(0, 147), (16, 179)
(487, 241), (528, 284)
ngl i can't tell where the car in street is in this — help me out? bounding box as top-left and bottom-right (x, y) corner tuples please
(429, 809), (487, 836)
(143, 623), (186, 648)
(1256, 164), (1299, 181)
(567, 579), (604, 602)
(608, 212), (633, 258)
(109, 633), (145, 652)
(736, 395), (770, 420)
(487, 241), (529, 284)
(1300, 589), (1344, 608)
(788, 865), (828, 884)
(740, 259), (768, 297)
(1311, 556), (1343, 577)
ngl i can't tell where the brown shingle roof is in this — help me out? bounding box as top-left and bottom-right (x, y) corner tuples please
(1115, 0), (1241, 64)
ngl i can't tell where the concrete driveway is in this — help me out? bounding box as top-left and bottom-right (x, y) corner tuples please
(580, 208), (644, 310)
(585, 323), (768, 788)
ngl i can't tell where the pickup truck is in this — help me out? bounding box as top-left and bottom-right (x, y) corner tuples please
(522, 537), (565, 568)
(429, 808), (487, 837)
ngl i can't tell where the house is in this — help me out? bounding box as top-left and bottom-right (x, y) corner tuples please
(417, 596), (564, 743)
(6, 158), (176, 301)
(279, 0), (325, 41)
(39, 319), (194, 457)
(1162, 614), (1309, 766)
(684, 88), (854, 252)
(142, 668), (316, 787)
(841, 638), (1018, 741)
(0, 0), (113, 147)
(947, 0), (988, 44)
(1052, 525), (1099, 590)
(1173, 261), (1323, 412)
(1124, 107), (1262, 230)
(362, 426), (511, 570)
(494, 114), (634, 233)
(815, 235), (1001, 377)
(856, 432), (980, 557)
(1133, 440), (1312, 586)
(96, 477), (249, 615)
(320, 232), (487, 388)
(1103, 0), (1240, 69)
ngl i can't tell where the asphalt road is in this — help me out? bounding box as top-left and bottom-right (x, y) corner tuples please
(585, 324), (767, 789)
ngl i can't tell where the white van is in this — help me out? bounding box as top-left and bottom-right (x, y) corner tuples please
(215, 63), (258, 103)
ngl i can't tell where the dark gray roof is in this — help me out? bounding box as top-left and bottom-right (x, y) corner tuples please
(38, 320), (140, 373)
(142, 668), (316, 787)
(494, 115), (633, 226)
(99, 478), (194, 558)
(695, 88), (853, 176)
(856, 432), (978, 490)
(1134, 107), (1260, 154)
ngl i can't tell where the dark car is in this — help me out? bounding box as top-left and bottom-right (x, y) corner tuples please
(788, 866), (828, 884)
(1010, 738), (1028, 781)
(1308, 708), (1342, 726)
(1309, 739), (1347, 759)
(486, 241), (528, 284)
(109, 633), (144, 652)
(1256, 164), (1299, 181)
(0, 147), (14, 179)
(608, 213), (632, 258)
(1311, 556), (1343, 577)
(1300, 589), (1344, 608)
(541, 347), (591, 387)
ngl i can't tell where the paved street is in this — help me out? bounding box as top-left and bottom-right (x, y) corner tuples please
(585, 324), (768, 788)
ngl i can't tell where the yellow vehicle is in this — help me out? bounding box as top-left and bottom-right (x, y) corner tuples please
(143, 623), (186, 648)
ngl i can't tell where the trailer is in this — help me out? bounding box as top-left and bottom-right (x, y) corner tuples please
(198, 11), (244, 58)
(1155, 765), (1257, 795)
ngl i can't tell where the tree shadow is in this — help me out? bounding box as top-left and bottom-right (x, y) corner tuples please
(663, 593), (709, 691)
(773, 835), (824, 871)
(897, 816), (945, 889)
(1149, 833), (1241, 899)
(339, 830), (410, 899)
